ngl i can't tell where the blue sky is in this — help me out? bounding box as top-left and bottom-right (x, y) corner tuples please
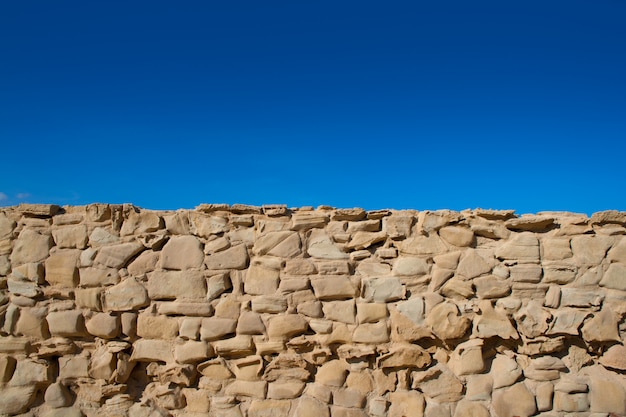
(1, 1), (624, 214)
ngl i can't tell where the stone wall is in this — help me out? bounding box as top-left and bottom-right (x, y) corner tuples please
(1, 203), (626, 417)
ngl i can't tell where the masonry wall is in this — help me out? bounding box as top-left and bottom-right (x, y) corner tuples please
(1, 203), (626, 417)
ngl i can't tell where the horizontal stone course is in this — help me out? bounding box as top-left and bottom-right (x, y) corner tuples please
(0, 203), (625, 416)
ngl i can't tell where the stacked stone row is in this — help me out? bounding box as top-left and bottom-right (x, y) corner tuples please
(0, 203), (625, 417)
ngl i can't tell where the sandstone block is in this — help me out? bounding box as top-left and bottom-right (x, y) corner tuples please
(104, 278), (150, 311)
(44, 381), (73, 408)
(267, 381), (306, 399)
(599, 262), (626, 290)
(9, 358), (52, 386)
(316, 360), (348, 386)
(200, 317), (237, 341)
(377, 343), (431, 369)
(356, 303), (387, 323)
(130, 339), (173, 363)
(79, 266), (120, 287)
(44, 249), (80, 287)
(205, 244), (249, 270)
(94, 241), (144, 268)
(542, 237), (573, 260)
(388, 390), (425, 417)
(399, 234), (447, 256)
(11, 228), (53, 265)
(362, 277), (405, 302)
(52, 224), (88, 249)
(225, 380), (267, 398)
(0, 355), (17, 382)
(58, 355), (90, 379)
(554, 391), (589, 412)
(252, 295), (288, 313)
(425, 301), (470, 341)
(86, 312), (120, 339)
(7, 278), (40, 297)
(392, 256), (430, 277)
(174, 340), (212, 364)
(571, 235), (613, 265)
(322, 300), (355, 324)
(147, 270), (207, 300)
(333, 388), (366, 408)
(47, 310), (86, 337)
(157, 301), (214, 316)
(248, 399), (292, 417)
(492, 382), (537, 417)
(307, 229), (349, 259)
(453, 401), (489, 417)
(352, 321), (389, 343)
(311, 276), (356, 300)
(159, 235), (204, 270)
(472, 300), (519, 340)
(495, 232), (539, 261)
(347, 231), (387, 250)
(581, 307), (620, 342)
(245, 263), (280, 295)
(267, 314), (308, 338)
(75, 287), (103, 310)
(137, 313), (179, 339)
(412, 365), (463, 402)
(213, 335), (254, 357)
(474, 275), (511, 298)
(0, 386), (37, 415)
(293, 397), (329, 417)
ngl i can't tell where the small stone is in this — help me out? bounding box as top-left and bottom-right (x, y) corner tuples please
(104, 278), (150, 311)
(10, 228), (53, 265)
(45, 381), (73, 408)
(492, 382), (537, 417)
(316, 360), (348, 386)
(362, 277), (405, 302)
(86, 312), (120, 339)
(94, 241), (144, 269)
(307, 229), (349, 259)
(388, 390), (425, 417)
(147, 270), (207, 300)
(311, 276), (356, 300)
(47, 310), (86, 337)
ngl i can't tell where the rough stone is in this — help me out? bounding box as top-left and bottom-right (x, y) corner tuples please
(104, 278), (150, 311)
(492, 382), (537, 417)
(147, 270), (207, 300)
(159, 235), (204, 270)
(11, 228), (53, 265)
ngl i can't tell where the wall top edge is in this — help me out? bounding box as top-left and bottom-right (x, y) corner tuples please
(1, 202), (625, 226)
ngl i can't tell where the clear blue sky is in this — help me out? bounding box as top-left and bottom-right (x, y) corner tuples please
(1, 1), (624, 214)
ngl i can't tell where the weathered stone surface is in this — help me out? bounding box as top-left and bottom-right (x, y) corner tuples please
(52, 224), (88, 249)
(426, 301), (470, 341)
(571, 235), (613, 265)
(495, 232), (539, 261)
(159, 235), (204, 270)
(147, 270), (207, 300)
(474, 275), (511, 298)
(245, 262), (280, 295)
(492, 382), (537, 417)
(267, 314), (308, 338)
(137, 313), (179, 339)
(204, 243), (249, 270)
(311, 276), (356, 300)
(86, 312), (120, 338)
(47, 310), (86, 337)
(412, 365), (463, 402)
(130, 339), (173, 363)
(79, 266), (120, 287)
(490, 354), (522, 389)
(94, 241), (144, 268)
(378, 343), (431, 369)
(399, 234), (447, 256)
(599, 262), (626, 290)
(11, 228), (53, 265)
(104, 278), (150, 311)
(307, 229), (348, 259)
(293, 397), (330, 417)
(581, 307), (620, 342)
(0, 386), (37, 415)
(362, 277), (405, 302)
(388, 390), (425, 417)
(473, 300), (519, 340)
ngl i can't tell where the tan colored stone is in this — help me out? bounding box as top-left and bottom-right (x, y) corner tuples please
(267, 381), (306, 399)
(322, 300), (355, 324)
(79, 266), (120, 287)
(347, 231), (387, 250)
(10, 228), (53, 265)
(581, 307), (620, 342)
(86, 312), (120, 339)
(204, 243), (249, 270)
(388, 390), (425, 417)
(571, 234), (613, 265)
(94, 241), (144, 268)
(0, 386), (37, 415)
(200, 317), (237, 341)
(378, 343), (431, 369)
(306, 229), (348, 259)
(137, 313), (179, 339)
(293, 397), (329, 417)
(585, 365), (626, 415)
(362, 277), (405, 302)
(426, 301), (470, 341)
(514, 300), (552, 338)
(225, 380), (267, 398)
(104, 277), (150, 311)
(213, 335), (254, 357)
(492, 382), (537, 417)
(495, 232), (539, 261)
(159, 235), (204, 270)
(316, 359), (348, 386)
(449, 339), (484, 376)
(9, 358), (52, 386)
(130, 339), (174, 363)
(600, 262), (626, 290)
(357, 303), (387, 323)
(47, 310), (86, 337)
(412, 365), (463, 402)
(44, 381), (73, 408)
(174, 340), (211, 364)
(455, 249), (492, 279)
(310, 276), (356, 300)
(441, 277), (474, 299)
(147, 270), (207, 300)
(473, 300), (519, 340)
(392, 256), (430, 277)
(453, 401), (489, 417)
(15, 306), (49, 338)
(245, 262), (280, 295)
(157, 301), (213, 316)
(58, 355), (90, 379)
(267, 314), (308, 338)
(353, 321), (389, 343)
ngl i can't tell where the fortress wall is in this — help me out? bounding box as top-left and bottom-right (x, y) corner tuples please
(1, 203), (626, 417)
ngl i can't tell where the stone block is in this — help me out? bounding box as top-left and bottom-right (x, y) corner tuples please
(388, 390), (425, 417)
(492, 382), (537, 417)
(160, 235), (205, 270)
(356, 303), (387, 323)
(267, 381), (306, 399)
(0, 386), (37, 415)
(104, 278), (150, 311)
(58, 355), (90, 379)
(311, 276), (356, 300)
(75, 287), (103, 310)
(45, 249), (80, 287)
(248, 399), (292, 417)
(147, 270), (207, 300)
(137, 313), (179, 339)
(352, 321), (389, 344)
(205, 244), (249, 270)
(130, 339), (173, 363)
(94, 241), (144, 268)
(174, 340), (212, 364)
(267, 314), (308, 338)
(225, 380), (267, 398)
(47, 310), (86, 337)
(322, 300), (355, 324)
(11, 228), (53, 265)
(52, 224), (88, 249)
(86, 312), (120, 339)
(362, 277), (405, 302)
(200, 317), (237, 341)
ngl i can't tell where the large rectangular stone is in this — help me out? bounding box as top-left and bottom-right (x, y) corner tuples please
(147, 270), (207, 300)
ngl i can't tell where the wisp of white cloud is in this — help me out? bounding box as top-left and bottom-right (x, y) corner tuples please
(0, 192), (7, 201)
(16, 193), (30, 199)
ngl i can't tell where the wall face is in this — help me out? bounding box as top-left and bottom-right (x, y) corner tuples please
(1, 204), (626, 417)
